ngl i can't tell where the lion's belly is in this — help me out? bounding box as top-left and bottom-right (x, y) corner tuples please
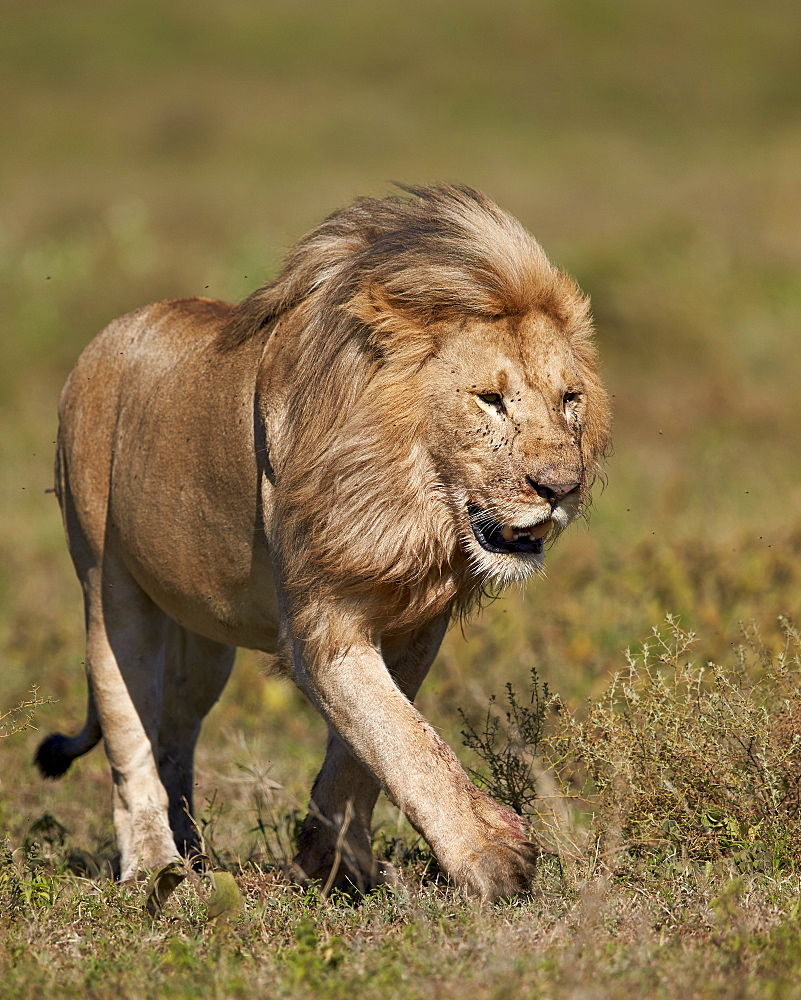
(121, 537), (281, 653)
(108, 412), (282, 652)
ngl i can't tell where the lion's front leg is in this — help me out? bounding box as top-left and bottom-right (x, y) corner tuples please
(293, 617), (449, 895)
(293, 631), (538, 903)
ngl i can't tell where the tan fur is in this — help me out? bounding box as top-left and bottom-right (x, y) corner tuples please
(37, 186), (610, 900)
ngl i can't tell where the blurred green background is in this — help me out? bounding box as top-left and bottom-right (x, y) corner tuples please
(2, 0), (801, 856)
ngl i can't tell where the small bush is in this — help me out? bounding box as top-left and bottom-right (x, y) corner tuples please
(462, 616), (801, 869)
(563, 616), (801, 866)
(458, 669), (552, 816)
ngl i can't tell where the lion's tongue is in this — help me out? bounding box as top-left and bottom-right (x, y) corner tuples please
(501, 520), (552, 543)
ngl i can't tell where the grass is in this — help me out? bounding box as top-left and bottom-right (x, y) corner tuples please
(8, 635), (801, 1000)
(3, 0), (801, 995)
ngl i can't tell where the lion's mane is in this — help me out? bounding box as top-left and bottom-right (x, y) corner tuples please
(219, 185), (610, 632)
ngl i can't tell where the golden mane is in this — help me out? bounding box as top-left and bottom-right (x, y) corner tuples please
(220, 185), (608, 631)
(220, 184), (584, 346)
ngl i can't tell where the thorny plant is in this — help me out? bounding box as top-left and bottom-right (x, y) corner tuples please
(562, 615), (801, 867)
(1, 686), (52, 739)
(459, 668), (552, 817)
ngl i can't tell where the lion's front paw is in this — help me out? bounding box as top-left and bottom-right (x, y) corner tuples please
(443, 791), (541, 902)
(457, 838), (540, 902)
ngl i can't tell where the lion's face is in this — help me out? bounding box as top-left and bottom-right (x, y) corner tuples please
(425, 311), (592, 584)
(248, 185), (609, 611)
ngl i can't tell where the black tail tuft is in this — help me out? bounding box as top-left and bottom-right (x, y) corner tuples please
(35, 733), (75, 779)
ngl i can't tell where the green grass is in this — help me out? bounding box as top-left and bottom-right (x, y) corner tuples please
(3, 0), (801, 995)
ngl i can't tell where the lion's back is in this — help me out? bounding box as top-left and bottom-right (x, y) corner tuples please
(56, 298), (235, 563)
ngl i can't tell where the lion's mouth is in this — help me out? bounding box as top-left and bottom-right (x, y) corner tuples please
(467, 503), (551, 555)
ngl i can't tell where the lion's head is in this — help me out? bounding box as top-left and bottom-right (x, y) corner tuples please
(221, 185), (611, 625)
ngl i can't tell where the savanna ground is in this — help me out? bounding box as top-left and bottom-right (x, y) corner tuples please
(2, 2), (801, 997)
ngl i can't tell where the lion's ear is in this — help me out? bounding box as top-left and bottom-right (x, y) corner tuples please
(348, 282), (434, 359)
(348, 282), (408, 333)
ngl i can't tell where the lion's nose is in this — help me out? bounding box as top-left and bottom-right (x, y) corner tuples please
(525, 475), (581, 506)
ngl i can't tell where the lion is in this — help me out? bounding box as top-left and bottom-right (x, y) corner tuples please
(36, 185), (610, 901)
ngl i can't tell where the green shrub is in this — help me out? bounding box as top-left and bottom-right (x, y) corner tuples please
(462, 617), (801, 870)
(560, 616), (801, 867)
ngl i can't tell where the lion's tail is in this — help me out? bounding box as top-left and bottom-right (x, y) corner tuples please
(34, 694), (102, 778)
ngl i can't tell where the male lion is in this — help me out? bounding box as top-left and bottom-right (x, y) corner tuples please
(36, 185), (610, 901)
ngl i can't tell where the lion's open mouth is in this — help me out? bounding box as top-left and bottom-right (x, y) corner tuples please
(467, 503), (551, 555)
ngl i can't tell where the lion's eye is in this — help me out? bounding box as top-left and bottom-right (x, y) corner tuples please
(477, 392), (504, 411)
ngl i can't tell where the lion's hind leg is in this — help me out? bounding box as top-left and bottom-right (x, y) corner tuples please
(76, 560), (185, 882)
(78, 572), (234, 878)
(156, 624), (235, 863)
